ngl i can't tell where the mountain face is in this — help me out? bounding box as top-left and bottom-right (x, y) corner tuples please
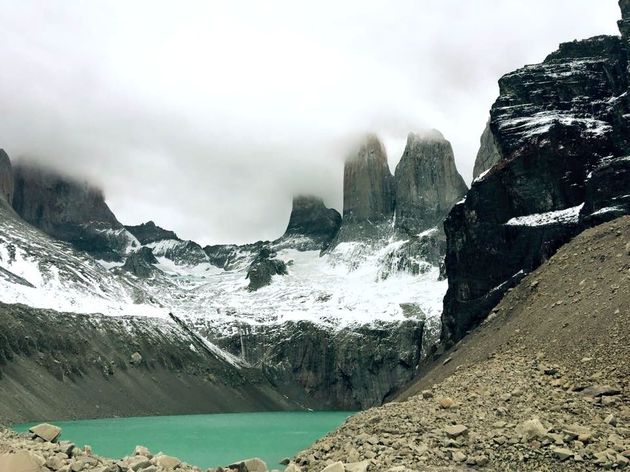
(125, 221), (180, 245)
(0, 150), (13, 206)
(441, 2), (630, 344)
(0, 146), (452, 410)
(333, 135), (396, 242)
(282, 196), (341, 250)
(472, 120), (501, 179)
(394, 131), (468, 236)
(11, 162), (138, 261)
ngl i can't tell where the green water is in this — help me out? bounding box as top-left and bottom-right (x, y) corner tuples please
(15, 411), (353, 469)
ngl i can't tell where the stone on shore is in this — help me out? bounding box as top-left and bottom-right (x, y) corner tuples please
(29, 423), (62, 442)
(0, 450), (46, 472)
(321, 462), (345, 472)
(228, 457), (268, 471)
(153, 454), (181, 469)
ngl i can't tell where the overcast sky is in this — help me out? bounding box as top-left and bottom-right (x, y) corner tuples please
(0, 1), (622, 244)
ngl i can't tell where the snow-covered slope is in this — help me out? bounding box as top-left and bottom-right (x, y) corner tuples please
(0, 204), (165, 318)
(141, 236), (445, 337)
(0, 202), (446, 353)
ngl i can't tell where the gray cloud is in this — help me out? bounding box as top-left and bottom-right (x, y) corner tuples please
(0, 0), (621, 244)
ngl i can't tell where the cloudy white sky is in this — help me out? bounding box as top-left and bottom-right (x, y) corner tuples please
(0, 1), (622, 244)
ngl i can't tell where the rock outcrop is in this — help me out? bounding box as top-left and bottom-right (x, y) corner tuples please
(394, 131), (468, 235)
(246, 247), (288, 291)
(125, 221), (180, 245)
(472, 120), (502, 179)
(121, 247), (159, 278)
(281, 196), (341, 250)
(442, 4), (630, 343)
(333, 135), (395, 243)
(11, 161), (135, 261)
(0, 150), (13, 205)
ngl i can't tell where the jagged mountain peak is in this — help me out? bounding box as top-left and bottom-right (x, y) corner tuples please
(442, 3), (630, 344)
(281, 195), (341, 250)
(125, 220), (180, 245)
(394, 129), (468, 235)
(341, 134), (395, 229)
(406, 129), (445, 144)
(10, 158), (137, 261)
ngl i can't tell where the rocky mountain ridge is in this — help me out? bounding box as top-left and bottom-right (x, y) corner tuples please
(0, 128), (465, 411)
(441, 0), (630, 344)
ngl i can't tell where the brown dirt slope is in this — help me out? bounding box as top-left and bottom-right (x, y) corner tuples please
(297, 216), (629, 471)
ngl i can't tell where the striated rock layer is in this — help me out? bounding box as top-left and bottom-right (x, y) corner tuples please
(442, 3), (630, 343)
(213, 319), (425, 410)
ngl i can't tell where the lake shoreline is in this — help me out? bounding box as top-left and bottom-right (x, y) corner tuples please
(4, 411), (356, 471)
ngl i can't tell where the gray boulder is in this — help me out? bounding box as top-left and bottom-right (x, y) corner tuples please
(29, 423), (62, 442)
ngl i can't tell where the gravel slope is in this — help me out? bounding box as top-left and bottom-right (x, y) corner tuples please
(296, 216), (629, 471)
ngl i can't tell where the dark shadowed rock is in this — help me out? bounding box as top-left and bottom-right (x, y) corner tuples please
(281, 195), (341, 250)
(204, 241), (267, 270)
(0, 149), (13, 205)
(121, 247), (159, 278)
(246, 247), (288, 291)
(619, 0), (630, 38)
(150, 239), (211, 266)
(394, 130), (467, 235)
(581, 155), (630, 225)
(125, 221), (180, 245)
(218, 319), (425, 409)
(472, 120), (502, 179)
(441, 6), (630, 344)
(11, 161), (133, 261)
(204, 243), (240, 269)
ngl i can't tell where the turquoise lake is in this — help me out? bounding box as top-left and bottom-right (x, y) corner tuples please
(15, 411), (353, 469)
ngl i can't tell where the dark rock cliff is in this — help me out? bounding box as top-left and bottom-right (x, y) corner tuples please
(125, 221), (180, 245)
(11, 161), (132, 261)
(281, 195), (341, 250)
(0, 150), (13, 205)
(394, 131), (468, 236)
(214, 319), (425, 410)
(246, 247), (288, 291)
(442, 4), (630, 344)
